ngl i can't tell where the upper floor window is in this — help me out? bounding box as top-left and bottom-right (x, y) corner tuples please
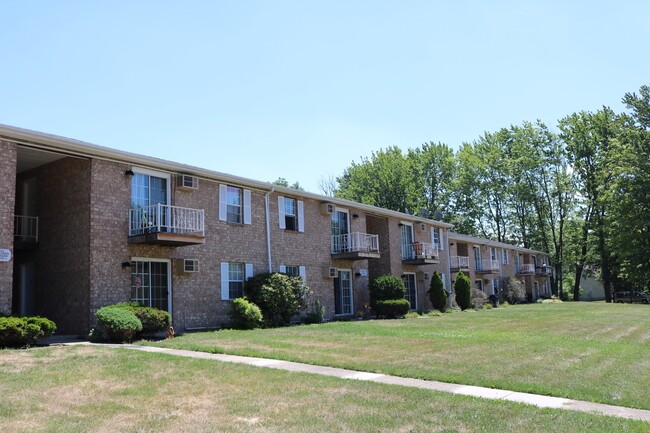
(431, 227), (441, 249)
(131, 169), (169, 208)
(278, 196), (304, 232)
(219, 184), (252, 225)
(502, 249), (509, 264)
(490, 247), (498, 261)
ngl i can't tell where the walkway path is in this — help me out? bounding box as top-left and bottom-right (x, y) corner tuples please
(61, 341), (650, 423)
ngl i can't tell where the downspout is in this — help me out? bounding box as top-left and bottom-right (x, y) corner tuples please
(445, 229), (453, 309)
(265, 188), (275, 273)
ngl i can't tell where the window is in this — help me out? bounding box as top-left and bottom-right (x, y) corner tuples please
(334, 269), (353, 315)
(401, 223), (414, 260)
(502, 249), (509, 265)
(473, 246), (482, 271)
(490, 247), (498, 261)
(331, 209), (350, 253)
(278, 196), (304, 232)
(219, 184), (252, 225)
(130, 169), (170, 236)
(475, 280), (483, 292)
(279, 265), (306, 282)
(431, 227), (440, 248)
(402, 274), (417, 310)
(226, 186), (242, 224)
(220, 262), (253, 300)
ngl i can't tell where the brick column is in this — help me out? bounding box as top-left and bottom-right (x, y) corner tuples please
(0, 140), (17, 315)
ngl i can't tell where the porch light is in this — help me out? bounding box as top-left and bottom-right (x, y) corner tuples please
(121, 261), (132, 269)
(352, 214), (359, 219)
(124, 169), (135, 177)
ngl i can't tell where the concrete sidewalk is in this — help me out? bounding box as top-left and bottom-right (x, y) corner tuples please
(60, 342), (650, 423)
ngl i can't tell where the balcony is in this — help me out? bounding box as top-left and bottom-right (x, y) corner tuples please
(331, 232), (380, 260)
(128, 204), (205, 246)
(476, 259), (500, 274)
(450, 255), (470, 271)
(402, 242), (439, 265)
(14, 215), (38, 249)
(536, 265), (553, 276)
(516, 263), (536, 275)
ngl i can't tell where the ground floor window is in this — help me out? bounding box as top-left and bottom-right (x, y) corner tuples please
(228, 263), (245, 299)
(491, 278), (499, 295)
(475, 280), (483, 292)
(402, 273), (417, 310)
(334, 269), (353, 315)
(131, 260), (170, 311)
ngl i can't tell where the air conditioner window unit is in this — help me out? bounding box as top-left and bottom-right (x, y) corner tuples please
(325, 266), (338, 278)
(183, 259), (199, 273)
(177, 174), (199, 189)
(320, 203), (335, 215)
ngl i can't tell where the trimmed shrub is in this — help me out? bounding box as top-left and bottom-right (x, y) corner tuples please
(369, 275), (406, 309)
(454, 272), (472, 311)
(245, 272), (311, 327)
(110, 302), (171, 335)
(471, 288), (488, 309)
(24, 316), (57, 339)
(500, 276), (527, 304)
(302, 300), (326, 324)
(0, 317), (41, 348)
(427, 271), (447, 312)
(95, 307), (142, 342)
(374, 299), (411, 319)
(229, 298), (263, 329)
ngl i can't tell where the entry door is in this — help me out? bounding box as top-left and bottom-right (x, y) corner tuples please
(334, 270), (353, 315)
(331, 210), (350, 253)
(131, 260), (171, 312)
(401, 224), (414, 259)
(474, 246), (483, 271)
(131, 172), (170, 232)
(402, 273), (417, 310)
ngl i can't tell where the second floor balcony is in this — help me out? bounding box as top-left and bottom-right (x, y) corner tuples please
(476, 259), (500, 273)
(536, 265), (553, 276)
(450, 255), (470, 271)
(402, 242), (439, 265)
(331, 232), (380, 260)
(128, 204), (205, 246)
(516, 263), (536, 275)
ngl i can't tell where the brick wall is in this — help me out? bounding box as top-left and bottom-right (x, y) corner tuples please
(31, 157), (92, 333)
(0, 140), (17, 315)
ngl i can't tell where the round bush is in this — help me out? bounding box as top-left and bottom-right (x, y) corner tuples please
(454, 272), (472, 311)
(245, 272), (311, 327)
(369, 275), (406, 308)
(374, 299), (411, 319)
(229, 298), (263, 329)
(0, 317), (42, 348)
(96, 307), (142, 342)
(428, 271), (448, 312)
(24, 316), (57, 339)
(110, 303), (171, 334)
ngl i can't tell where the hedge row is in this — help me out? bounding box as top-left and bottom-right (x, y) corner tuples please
(0, 316), (57, 348)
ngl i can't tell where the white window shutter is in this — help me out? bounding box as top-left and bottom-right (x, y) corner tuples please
(245, 263), (254, 279)
(299, 266), (306, 283)
(278, 196), (286, 229)
(243, 189), (252, 225)
(439, 228), (445, 250)
(430, 227), (435, 246)
(218, 184), (227, 221)
(442, 273), (447, 292)
(279, 265), (286, 273)
(297, 200), (304, 232)
(220, 262), (230, 300)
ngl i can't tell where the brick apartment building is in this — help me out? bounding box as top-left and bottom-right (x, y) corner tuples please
(0, 125), (551, 334)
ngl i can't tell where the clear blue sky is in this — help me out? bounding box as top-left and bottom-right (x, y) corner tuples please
(2, 1), (648, 193)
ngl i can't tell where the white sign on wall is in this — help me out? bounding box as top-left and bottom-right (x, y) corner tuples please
(0, 249), (11, 262)
(359, 269), (368, 277)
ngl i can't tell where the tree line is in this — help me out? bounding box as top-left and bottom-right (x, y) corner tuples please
(326, 85), (650, 301)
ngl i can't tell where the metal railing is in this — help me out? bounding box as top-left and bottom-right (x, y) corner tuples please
(516, 263), (536, 274)
(476, 259), (500, 272)
(14, 215), (38, 242)
(450, 255), (470, 269)
(331, 232), (380, 254)
(536, 266), (553, 276)
(129, 204), (205, 237)
(402, 242), (439, 261)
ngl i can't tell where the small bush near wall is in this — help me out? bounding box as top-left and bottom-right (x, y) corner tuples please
(111, 303), (171, 335)
(369, 275), (406, 309)
(245, 273), (311, 327)
(428, 271), (448, 312)
(229, 298), (263, 329)
(95, 307), (142, 343)
(0, 316), (57, 348)
(374, 299), (411, 319)
(454, 272), (472, 311)
(500, 277), (527, 304)
(302, 300), (326, 324)
(471, 288), (488, 309)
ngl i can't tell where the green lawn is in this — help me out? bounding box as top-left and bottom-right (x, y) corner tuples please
(145, 302), (650, 410)
(1, 345), (648, 433)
